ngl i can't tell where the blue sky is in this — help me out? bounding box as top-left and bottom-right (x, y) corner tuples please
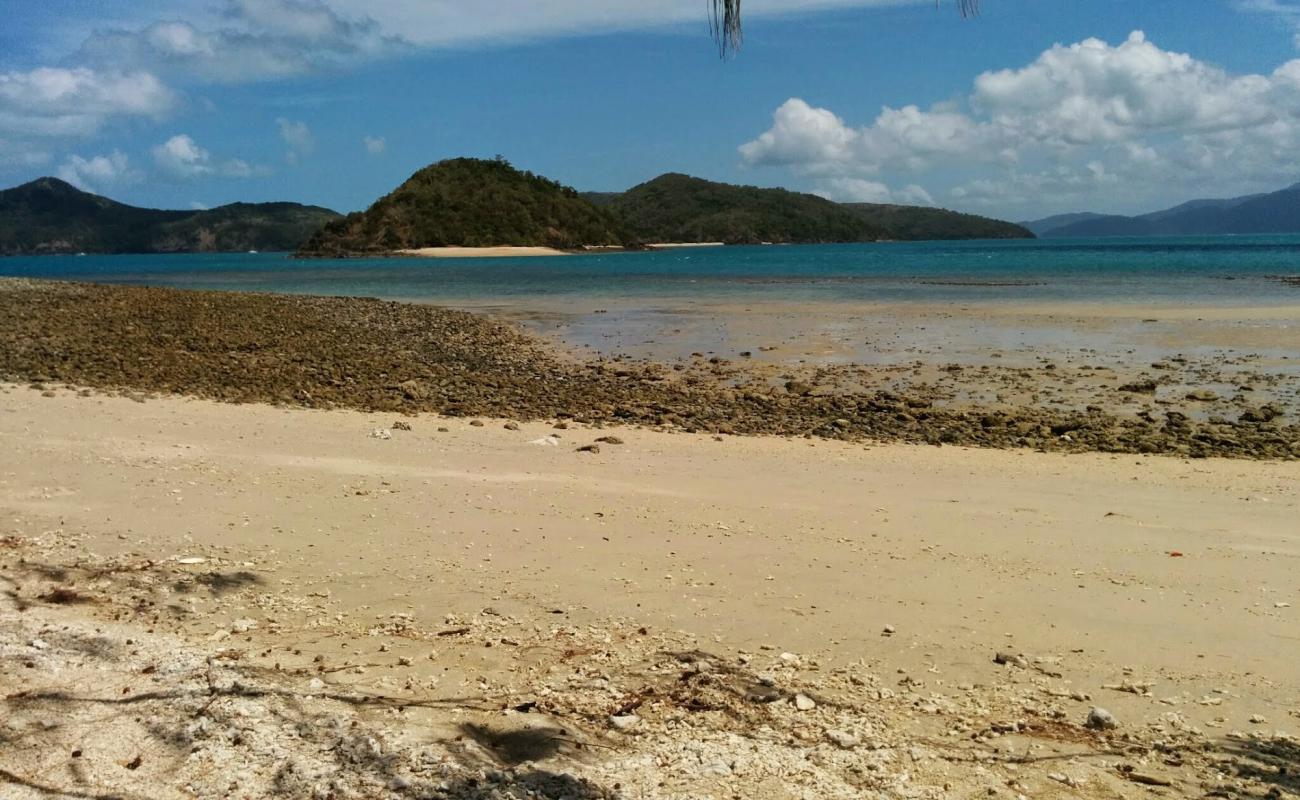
(3, 0), (1300, 220)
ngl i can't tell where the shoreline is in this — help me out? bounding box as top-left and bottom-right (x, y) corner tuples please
(1, 277), (1297, 459)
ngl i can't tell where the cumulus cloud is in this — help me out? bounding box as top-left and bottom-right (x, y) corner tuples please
(152, 134), (256, 179)
(276, 117), (315, 163)
(57, 150), (139, 192)
(0, 67), (175, 140)
(741, 31), (1300, 214)
(363, 135), (386, 155)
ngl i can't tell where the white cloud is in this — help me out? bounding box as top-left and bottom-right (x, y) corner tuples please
(152, 133), (257, 179)
(741, 31), (1300, 215)
(363, 135), (386, 155)
(57, 150), (139, 192)
(276, 117), (315, 163)
(0, 67), (175, 140)
(79, 0), (397, 84)
(813, 177), (934, 205)
(326, 0), (931, 48)
(1237, 0), (1300, 48)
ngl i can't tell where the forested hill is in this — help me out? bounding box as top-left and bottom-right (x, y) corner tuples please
(297, 158), (632, 256)
(0, 177), (339, 255)
(596, 174), (1032, 244)
(603, 174), (888, 244)
(842, 203), (1034, 241)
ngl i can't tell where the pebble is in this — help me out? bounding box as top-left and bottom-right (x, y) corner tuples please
(825, 729), (859, 749)
(1086, 707), (1119, 730)
(609, 714), (641, 730)
(700, 760), (732, 777)
(794, 693), (817, 711)
(368, 428), (391, 440)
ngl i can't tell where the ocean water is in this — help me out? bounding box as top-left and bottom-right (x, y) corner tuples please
(3, 236), (1300, 306)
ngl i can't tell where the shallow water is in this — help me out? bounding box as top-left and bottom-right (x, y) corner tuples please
(4, 235), (1300, 306)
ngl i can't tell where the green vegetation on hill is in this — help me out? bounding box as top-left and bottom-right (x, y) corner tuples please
(843, 203), (1033, 241)
(298, 158), (631, 256)
(0, 177), (339, 255)
(605, 173), (889, 244)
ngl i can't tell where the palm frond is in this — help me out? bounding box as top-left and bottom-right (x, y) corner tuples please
(710, 0), (742, 59)
(709, 0), (981, 58)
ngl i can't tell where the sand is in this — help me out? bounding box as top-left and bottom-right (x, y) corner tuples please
(3, 385), (1298, 798)
(396, 246), (570, 258)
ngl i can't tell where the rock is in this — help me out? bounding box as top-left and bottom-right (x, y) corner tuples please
(1118, 379), (1158, 394)
(825, 729), (859, 749)
(794, 693), (816, 711)
(307, 677), (325, 691)
(1086, 707), (1118, 730)
(576, 444), (600, 453)
(392, 420), (412, 431)
(882, 624), (896, 636)
(369, 428), (391, 440)
(1126, 771), (1172, 787)
(608, 714), (641, 730)
(504, 421), (519, 431)
(528, 435), (560, 446)
(28, 638), (48, 650)
(700, 760), (732, 776)
(469, 420), (485, 427)
(1186, 389), (1218, 402)
(1249, 714), (1267, 724)
(994, 651), (1029, 669)
(594, 435), (623, 445)
(231, 617), (258, 633)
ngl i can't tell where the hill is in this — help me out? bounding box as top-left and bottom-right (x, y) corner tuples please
(1028, 183), (1300, 238)
(842, 203), (1032, 241)
(298, 158), (631, 256)
(604, 174), (889, 244)
(1019, 212), (1108, 237)
(0, 178), (339, 255)
(599, 174), (1031, 244)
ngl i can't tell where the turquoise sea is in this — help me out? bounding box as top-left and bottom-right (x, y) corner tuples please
(2, 236), (1300, 306)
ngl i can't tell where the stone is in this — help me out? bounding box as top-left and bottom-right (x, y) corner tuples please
(794, 693), (816, 711)
(608, 714), (641, 730)
(504, 421), (519, 431)
(825, 729), (859, 749)
(576, 444), (600, 453)
(1086, 707), (1118, 730)
(1185, 389), (1218, 402)
(369, 428), (391, 440)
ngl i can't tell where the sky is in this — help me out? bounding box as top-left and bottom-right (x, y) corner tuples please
(3, 0), (1300, 221)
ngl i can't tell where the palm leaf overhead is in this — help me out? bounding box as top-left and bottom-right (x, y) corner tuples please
(710, 0), (982, 57)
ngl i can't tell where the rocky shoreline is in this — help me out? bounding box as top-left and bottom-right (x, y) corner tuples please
(1, 278), (1296, 459)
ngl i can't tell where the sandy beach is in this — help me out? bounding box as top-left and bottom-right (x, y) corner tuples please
(2, 385), (1298, 798)
(396, 246), (572, 258)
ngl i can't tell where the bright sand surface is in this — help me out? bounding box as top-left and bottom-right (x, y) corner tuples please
(2, 385), (1296, 705)
(3, 384), (1299, 797)
(396, 246), (570, 257)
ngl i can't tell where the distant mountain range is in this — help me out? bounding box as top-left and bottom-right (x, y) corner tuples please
(0, 177), (340, 256)
(1023, 182), (1300, 237)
